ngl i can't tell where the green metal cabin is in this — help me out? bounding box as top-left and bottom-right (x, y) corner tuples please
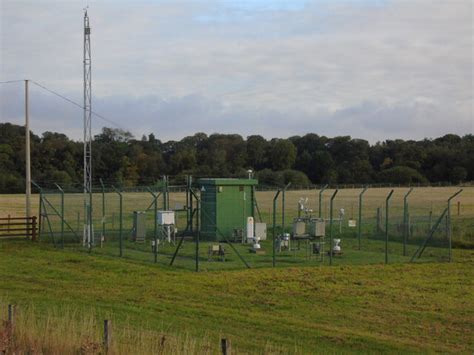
(198, 178), (258, 240)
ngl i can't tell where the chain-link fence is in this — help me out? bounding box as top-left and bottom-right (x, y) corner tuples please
(27, 178), (473, 271)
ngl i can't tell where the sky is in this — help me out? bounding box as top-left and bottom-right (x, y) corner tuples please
(0, 0), (473, 143)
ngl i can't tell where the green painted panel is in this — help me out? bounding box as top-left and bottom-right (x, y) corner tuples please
(198, 179), (256, 241)
(200, 185), (216, 240)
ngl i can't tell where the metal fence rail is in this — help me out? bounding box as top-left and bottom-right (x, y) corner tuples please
(16, 177), (470, 272)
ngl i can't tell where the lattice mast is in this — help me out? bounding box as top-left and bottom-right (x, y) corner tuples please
(83, 10), (93, 248)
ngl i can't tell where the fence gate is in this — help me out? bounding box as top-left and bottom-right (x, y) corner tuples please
(0, 216), (37, 240)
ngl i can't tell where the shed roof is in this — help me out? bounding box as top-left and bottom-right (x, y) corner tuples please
(198, 178), (258, 186)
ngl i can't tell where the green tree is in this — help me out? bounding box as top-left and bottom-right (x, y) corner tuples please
(256, 169), (284, 186)
(378, 166), (427, 184)
(271, 139), (296, 171)
(282, 170), (310, 187)
(449, 166), (467, 183)
(246, 135), (268, 170)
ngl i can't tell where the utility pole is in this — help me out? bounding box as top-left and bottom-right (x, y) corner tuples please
(25, 79), (31, 218)
(83, 9), (93, 249)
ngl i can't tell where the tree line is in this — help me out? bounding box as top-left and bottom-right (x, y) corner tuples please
(0, 122), (472, 193)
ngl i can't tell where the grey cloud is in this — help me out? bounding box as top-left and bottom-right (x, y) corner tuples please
(1, 0), (472, 142)
(2, 81), (471, 144)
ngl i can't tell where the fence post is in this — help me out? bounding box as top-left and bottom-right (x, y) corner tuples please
(32, 216), (37, 241)
(407, 212), (411, 240)
(112, 186), (123, 257)
(8, 304), (15, 326)
(457, 201), (460, 215)
(358, 186), (368, 250)
(194, 180), (200, 272)
(282, 186), (286, 227)
(188, 175), (194, 232)
(221, 338), (231, 355)
(195, 182), (199, 232)
(411, 208), (448, 261)
(100, 179), (106, 244)
(445, 214), (449, 253)
(272, 189), (282, 267)
(167, 176), (170, 210)
(154, 191), (158, 264)
(329, 189), (338, 266)
(55, 183), (65, 248)
(385, 190), (394, 264)
(32, 181), (43, 238)
(103, 319), (112, 353)
(376, 207), (381, 234)
(403, 188), (414, 256)
(146, 187), (159, 264)
(282, 182), (291, 232)
(319, 184), (328, 218)
(162, 176), (169, 210)
(447, 189), (463, 262)
(196, 227), (200, 273)
(186, 175), (190, 231)
(39, 195), (44, 236)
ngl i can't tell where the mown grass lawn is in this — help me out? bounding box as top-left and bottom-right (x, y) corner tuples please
(0, 241), (473, 353)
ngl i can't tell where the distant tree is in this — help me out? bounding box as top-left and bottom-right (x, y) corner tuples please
(49, 170), (73, 186)
(449, 166), (467, 183)
(1, 122), (473, 192)
(378, 166), (427, 184)
(271, 139), (296, 171)
(350, 159), (374, 184)
(0, 173), (24, 193)
(312, 150), (334, 183)
(282, 170), (311, 187)
(95, 127), (134, 143)
(322, 169), (338, 184)
(0, 144), (15, 171)
(121, 156), (139, 187)
(293, 149), (313, 181)
(256, 169), (284, 186)
(246, 135), (268, 170)
(170, 149), (197, 174)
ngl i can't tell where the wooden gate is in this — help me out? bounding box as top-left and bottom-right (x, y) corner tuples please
(0, 216), (37, 240)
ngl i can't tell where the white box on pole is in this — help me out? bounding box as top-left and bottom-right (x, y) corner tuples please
(157, 211), (175, 225)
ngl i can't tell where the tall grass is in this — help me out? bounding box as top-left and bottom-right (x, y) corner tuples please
(0, 302), (220, 354)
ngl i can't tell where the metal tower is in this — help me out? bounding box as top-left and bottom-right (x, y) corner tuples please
(83, 10), (93, 248)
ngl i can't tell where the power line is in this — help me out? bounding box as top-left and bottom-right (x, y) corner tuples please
(1, 78), (125, 129)
(30, 80), (124, 129)
(0, 79), (25, 84)
(30, 80), (84, 110)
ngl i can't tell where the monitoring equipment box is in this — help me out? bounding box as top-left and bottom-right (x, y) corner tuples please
(309, 219), (325, 237)
(198, 178), (258, 241)
(158, 211), (175, 225)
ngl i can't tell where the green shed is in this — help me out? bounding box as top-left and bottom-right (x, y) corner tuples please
(198, 178), (258, 241)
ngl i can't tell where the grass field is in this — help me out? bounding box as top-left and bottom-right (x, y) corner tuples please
(2, 186), (473, 219)
(1, 186), (473, 352)
(1, 241), (473, 353)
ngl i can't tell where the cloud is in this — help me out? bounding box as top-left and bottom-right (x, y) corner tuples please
(2, 82), (470, 143)
(1, 0), (472, 143)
